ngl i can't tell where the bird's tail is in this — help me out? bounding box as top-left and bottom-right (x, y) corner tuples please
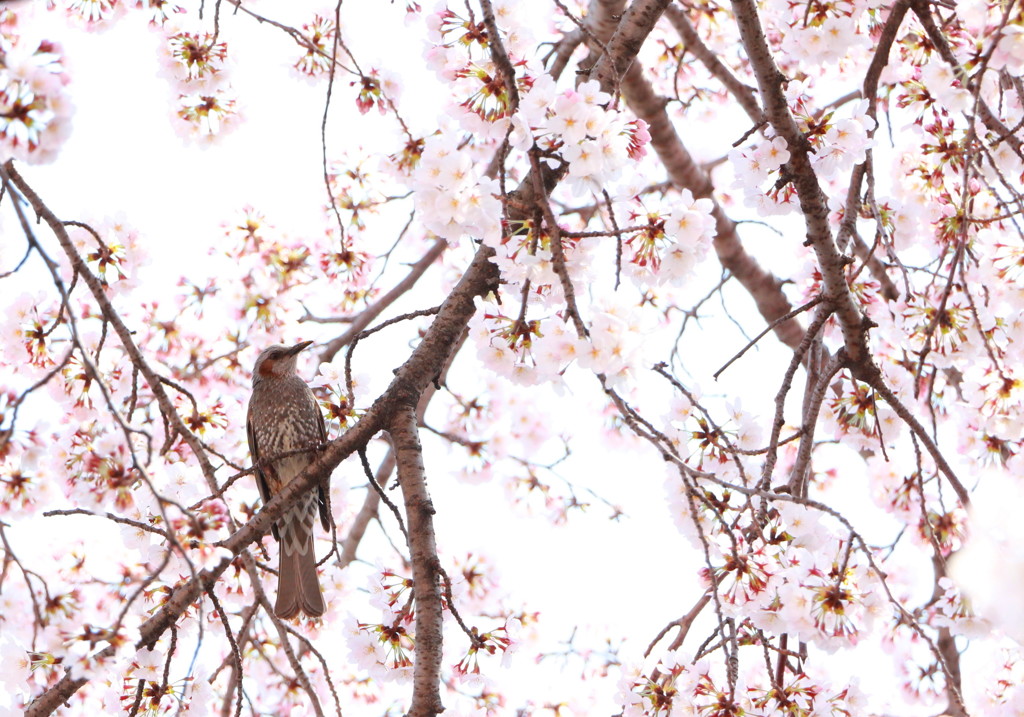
(275, 537), (325, 619)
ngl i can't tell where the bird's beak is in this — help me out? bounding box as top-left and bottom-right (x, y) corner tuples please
(285, 340), (314, 356)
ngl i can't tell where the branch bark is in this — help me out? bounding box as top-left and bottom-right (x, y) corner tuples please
(586, 0), (673, 94)
(391, 404), (444, 717)
(729, 0), (872, 363)
(339, 330), (467, 570)
(584, 2), (804, 349)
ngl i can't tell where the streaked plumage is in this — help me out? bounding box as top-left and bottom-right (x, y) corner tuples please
(246, 341), (330, 619)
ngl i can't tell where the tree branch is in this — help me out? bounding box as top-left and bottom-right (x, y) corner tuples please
(322, 238), (447, 362)
(2, 161), (221, 490)
(664, 3), (762, 122)
(585, 0), (673, 96)
(615, 51), (804, 349)
(390, 404), (444, 717)
(729, 0), (872, 363)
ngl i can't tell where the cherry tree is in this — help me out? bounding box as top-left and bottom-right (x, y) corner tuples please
(1, 0), (1022, 714)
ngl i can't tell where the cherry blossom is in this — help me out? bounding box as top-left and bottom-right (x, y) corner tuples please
(2, 0), (1023, 714)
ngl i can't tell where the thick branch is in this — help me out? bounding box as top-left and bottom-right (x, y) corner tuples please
(547, 28), (585, 81)
(617, 57), (803, 349)
(729, 0), (871, 363)
(339, 330), (467, 569)
(586, 0), (673, 94)
(788, 350), (844, 496)
(391, 404), (444, 717)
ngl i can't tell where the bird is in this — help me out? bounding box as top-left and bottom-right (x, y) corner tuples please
(246, 340), (330, 619)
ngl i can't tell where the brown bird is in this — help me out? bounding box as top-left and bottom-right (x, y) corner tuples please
(247, 341), (330, 619)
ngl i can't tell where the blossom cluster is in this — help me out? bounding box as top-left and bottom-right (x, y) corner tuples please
(0, 10), (72, 163)
(616, 649), (868, 716)
(158, 22), (237, 139)
(410, 130), (503, 245)
(344, 557), (523, 692)
(293, 13), (337, 78)
(510, 76), (651, 196)
(608, 186), (716, 288)
(468, 291), (655, 389)
(666, 467), (887, 650)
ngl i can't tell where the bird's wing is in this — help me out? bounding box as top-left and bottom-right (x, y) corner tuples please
(312, 388), (331, 532)
(247, 404), (280, 541)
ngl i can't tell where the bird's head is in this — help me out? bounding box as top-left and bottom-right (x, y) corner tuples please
(252, 341), (313, 385)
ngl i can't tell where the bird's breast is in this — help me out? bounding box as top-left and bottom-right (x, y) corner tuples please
(250, 380), (322, 484)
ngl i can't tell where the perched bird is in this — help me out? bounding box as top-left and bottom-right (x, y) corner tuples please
(247, 341), (330, 619)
